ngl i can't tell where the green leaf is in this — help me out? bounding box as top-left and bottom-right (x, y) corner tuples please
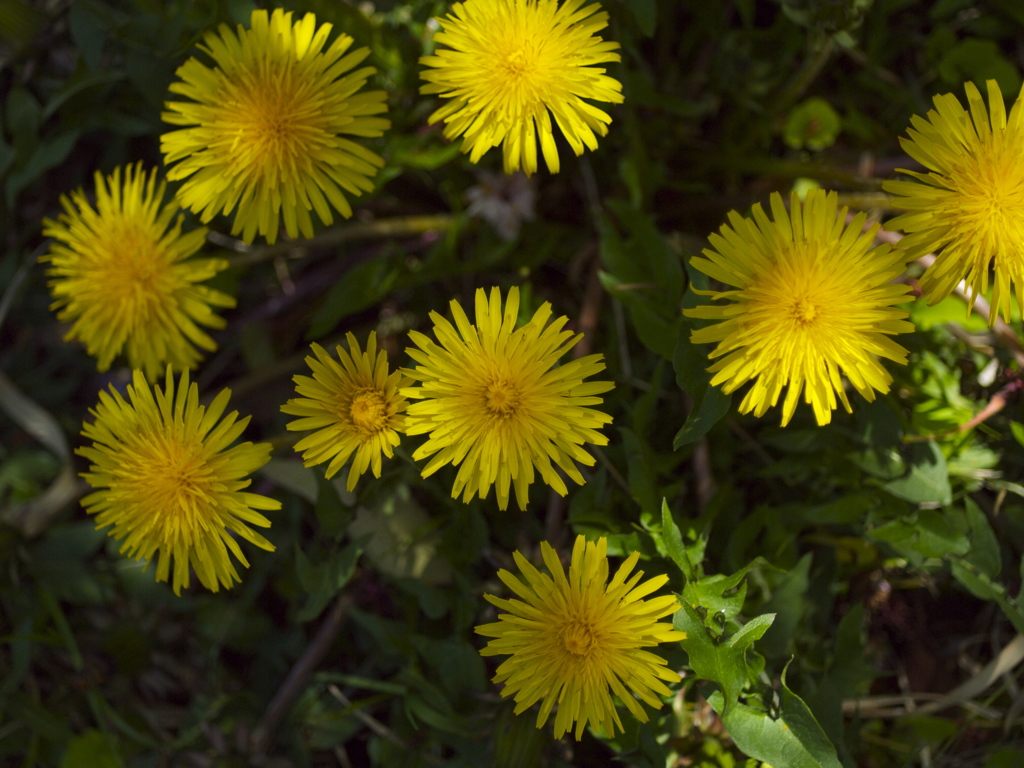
(5, 86), (40, 149)
(714, 663), (843, 768)
(620, 428), (660, 515)
(675, 601), (775, 708)
(628, 0), (657, 36)
(674, 385), (731, 448)
(307, 256), (400, 339)
(963, 497), (1001, 577)
(683, 558), (771, 624)
(938, 38), (1022, 97)
(951, 561), (1024, 635)
(294, 537), (365, 622)
(882, 441), (951, 506)
(759, 554), (812, 659)
(68, 2), (108, 71)
(870, 508), (969, 560)
(659, 499), (703, 583)
(314, 473), (350, 540)
(60, 730), (121, 768)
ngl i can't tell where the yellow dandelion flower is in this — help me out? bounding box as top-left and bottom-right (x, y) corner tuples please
(281, 332), (410, 491)
(684, 190), (914, 427)
(476, 535), (685, 739)
(883, 79), (1024, 324)
(41, 163), (234, 380)
(402, 286), (614, 511)
(161, 8), (390, 245)
(78, 367), (280, 595)
(419, 0), (624, 176)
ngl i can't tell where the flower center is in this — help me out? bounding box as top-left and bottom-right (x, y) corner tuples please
(790, 296), (820, 325)
(502, 48), (534, 77)
(484, 378), (520, 417)
(561, 621), (596, 656)
(350, 389), (388, 434)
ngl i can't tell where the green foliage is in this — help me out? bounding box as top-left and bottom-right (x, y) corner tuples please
(3, 0), (1024, 766)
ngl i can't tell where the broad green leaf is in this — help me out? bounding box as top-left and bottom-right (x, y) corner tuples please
(713, 663), (843, 768)
(869, 509), (969, 560)
(882, 441), (951, 506)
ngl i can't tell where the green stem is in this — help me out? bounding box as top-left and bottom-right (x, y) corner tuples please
(224, 215), (457, 269)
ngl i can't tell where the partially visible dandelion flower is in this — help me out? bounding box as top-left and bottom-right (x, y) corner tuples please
(281, 332), (410, 491)
(883, 79), (1024, 324)
(476, 535), (685, 739)
(684, 190), (914, 427)
(161, 8), (390, 245)
(402, 286), (614, 511)
(78, 367), (280, 595)
(419, 0), (624, 176)
(41, 163), (234, 380)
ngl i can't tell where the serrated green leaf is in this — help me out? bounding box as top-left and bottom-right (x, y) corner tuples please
(659, 499), (695, 582)
(674, 600), (775, 709)
(683, 557), (771, 622)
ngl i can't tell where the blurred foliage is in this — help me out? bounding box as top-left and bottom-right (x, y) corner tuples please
(3, 0), (1024, 766)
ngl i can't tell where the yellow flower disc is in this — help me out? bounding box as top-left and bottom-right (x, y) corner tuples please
(41, 163), (234, 381)
(161, 8), (390, 244)
(402, 286), (614, 511)
(78, 367), (280, 595)
(883, 79), (1024, 324)
(281, 332), (410, 491)
(685, 190), (915, 427)
(475, 535), (685, 739)
(420, 0), (624, 176)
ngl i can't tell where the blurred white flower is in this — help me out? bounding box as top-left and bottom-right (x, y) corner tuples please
(465, 171), (536, 240)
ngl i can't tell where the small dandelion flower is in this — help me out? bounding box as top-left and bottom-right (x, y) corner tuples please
(419, 0), (624, 176)
(476, 535), (685, 739)
(402, 286), (614, 511)
(883, 79), (1024, 324)
(161, 8), (390, 245)
(684, 190), (914, 427)
(78, 367), (280, 595)
(41, 163), (234, 380)
(281, 333), (410, 491)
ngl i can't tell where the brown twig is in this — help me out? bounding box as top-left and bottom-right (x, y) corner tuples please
(250, 594), (353, 757)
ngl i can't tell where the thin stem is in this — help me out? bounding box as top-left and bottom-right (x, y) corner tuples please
(225, 215), (457, 269)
